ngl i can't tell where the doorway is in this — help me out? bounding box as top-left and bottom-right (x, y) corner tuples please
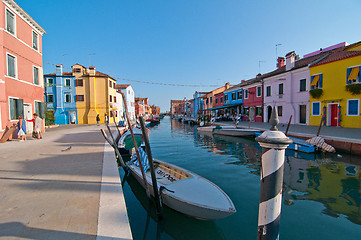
(267, 106), (272, 122)
(329, 103), (339, 126)
(299, 105), (306, 124)
(23, 104), (33, 133)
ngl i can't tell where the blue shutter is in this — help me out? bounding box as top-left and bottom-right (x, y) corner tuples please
(319, 74), (323, 88)
(310, 76), (314, 90)
(346, 68), (352, 84)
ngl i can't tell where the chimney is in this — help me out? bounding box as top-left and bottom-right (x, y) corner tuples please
(225, 82), (230, 89)
(89, 66), (96, 76)
(257, 73), (262, 78)
(276, 57), (285, 69)
(56, 64), (63, 76)
(285, 51), (296, 71)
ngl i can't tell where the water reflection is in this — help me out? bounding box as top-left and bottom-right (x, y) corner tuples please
(120, 171), (226, 240)
(171, 119), (361, 226)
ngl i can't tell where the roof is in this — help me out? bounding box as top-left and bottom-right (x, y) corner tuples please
(116, 84), (131, 89)
(44, 72), (74, 77)
(310, 41), (361, 67)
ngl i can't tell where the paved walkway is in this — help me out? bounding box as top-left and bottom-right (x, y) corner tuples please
(0, 124), (132, 239)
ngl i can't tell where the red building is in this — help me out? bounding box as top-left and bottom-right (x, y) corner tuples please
(242, 77), (263, 122)
(0, 0), (46, 137)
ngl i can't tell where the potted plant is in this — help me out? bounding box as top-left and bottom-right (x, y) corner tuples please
(309, 89), (323, 99)
(345, 83), (361, 95)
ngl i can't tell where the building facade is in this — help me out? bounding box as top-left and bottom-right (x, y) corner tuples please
(309, 42), (361, 128)
(0, 0), (46, 136)
(116, 84), (135, 122)
(44, 65), (77, 125)
(242, 77), (263, 122)
(72, 64), (118, 124)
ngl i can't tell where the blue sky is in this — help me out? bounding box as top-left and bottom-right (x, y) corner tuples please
(17, 0), (361, 112)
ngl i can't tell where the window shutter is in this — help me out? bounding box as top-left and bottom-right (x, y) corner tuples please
(16, 99), (24, 119)
(9, 98), (16, 120)
(346, 68), (352, 84)
(40, 102), (46, 119)
(319, 74), (323, 88)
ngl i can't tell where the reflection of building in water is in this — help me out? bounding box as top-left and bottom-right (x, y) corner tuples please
(285, 158), (361, 225)
(284, 156), (310, 192)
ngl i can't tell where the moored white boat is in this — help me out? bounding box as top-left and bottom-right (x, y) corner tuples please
(127, 156), (236, 220)
(213, 128), (258, 137)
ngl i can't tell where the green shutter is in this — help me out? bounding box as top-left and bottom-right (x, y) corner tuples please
(16, 99), (24, 119)
(40, 102), (46, 119)
(9, 98), (16, 120)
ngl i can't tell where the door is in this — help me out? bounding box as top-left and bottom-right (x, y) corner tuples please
(23, 104), (33, 133)
(267, 106), (272, 122)
(299, 105), (306, 124)
(330, 104), (338, 126)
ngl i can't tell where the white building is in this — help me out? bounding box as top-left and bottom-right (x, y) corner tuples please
(116, 84), (135, 122)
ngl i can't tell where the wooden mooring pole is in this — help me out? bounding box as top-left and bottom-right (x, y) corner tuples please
(255, 106), (292, 240)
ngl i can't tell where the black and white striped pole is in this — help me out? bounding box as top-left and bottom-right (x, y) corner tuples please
(256, 106), (292, 240)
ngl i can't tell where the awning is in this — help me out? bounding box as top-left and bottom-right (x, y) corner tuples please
(311, 74), (320, 87)
(348, 67), (360, 82)
(203, 103), (241, 111)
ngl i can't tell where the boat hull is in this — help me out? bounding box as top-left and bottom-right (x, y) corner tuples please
(126, 159), (236, 220)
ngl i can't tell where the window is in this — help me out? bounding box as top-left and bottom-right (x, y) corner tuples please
(257, 86), (262, 97)
(109, 95), (113, 102)
(33, 67), (39, 85)
(47, 94), (54, 103)
(109, 80), (112, 88)
(347, 66), (360, 84)
(76, 79), (83, 87)
(347, 99), (360, 116)
(206, 99), (209, 105)
(7, 54), (16, 78)
(32, 31), (38, 50)
(215, 98), (218, 104)
(210, 97), (212, 104)
(244, 89), (249, 99)
(113, 82), (116, 88)
(220, 97), (223, 103)
(312, 102), (320, 116)
(9, 98), (23, 120)
(277, 106), (283, 117)
(76, 95), (84, 102)
(6, 9), (15, 35)
(279, 83), (284, 95)
(310, 74), (323, 89)
(237, 91), (242, 100)
(256, 106), (263, 116)
(34, 101), (41, 115)
(65, 94), (71, 103)
(65, 78), (71, 87)
(225, 95), (228, 101)
(244, 107), (249, 116)
(74, 68), (81, 73)
(266, 86), (271, 97)
(48, 78), (54, 85)
(300, 79), (306, 92)
(232, 92), (236, 100)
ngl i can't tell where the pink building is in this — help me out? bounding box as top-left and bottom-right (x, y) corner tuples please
(263, 50), (330, 124)
(214, 92), (224, 108)
(0, 0), (46, 137)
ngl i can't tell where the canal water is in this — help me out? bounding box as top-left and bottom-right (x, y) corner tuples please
(118, 117), (361, 240)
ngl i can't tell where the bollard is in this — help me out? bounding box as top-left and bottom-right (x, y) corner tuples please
(256, 107), (292, 240)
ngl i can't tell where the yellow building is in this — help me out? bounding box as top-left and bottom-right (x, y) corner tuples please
(72, 64), (118, 124)
(309, 42), (361, 128)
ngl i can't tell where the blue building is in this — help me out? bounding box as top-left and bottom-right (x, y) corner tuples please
(192, 91), (207, 119)
(223, 83), (243, 116)
(44, 65), (78, 125)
